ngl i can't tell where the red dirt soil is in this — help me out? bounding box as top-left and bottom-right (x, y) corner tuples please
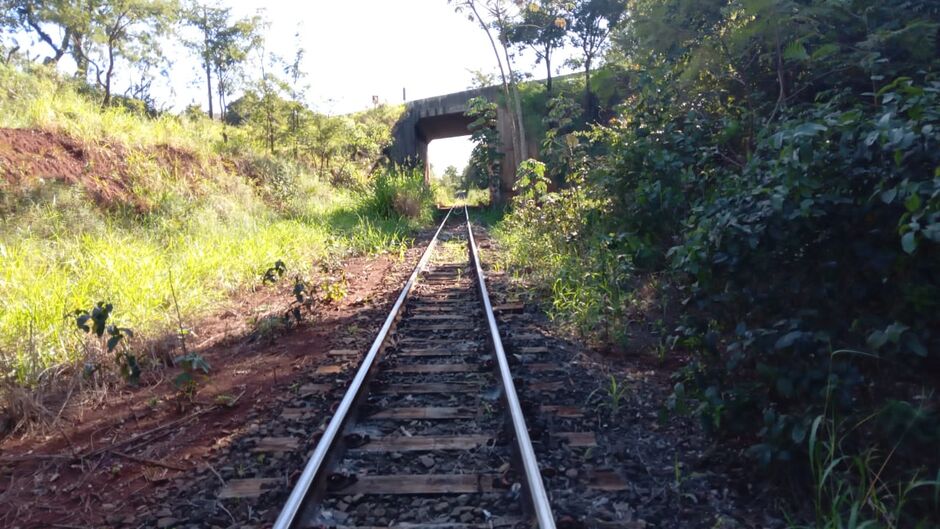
(0, 247), (421, 529)
(0, 128), (204, 210)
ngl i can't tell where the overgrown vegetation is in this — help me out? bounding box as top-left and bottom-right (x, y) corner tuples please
(0, 61), (419, 401)
(491, 0), (940, 526)
(363, 166), (437, 224)
(464, 96), (503, 200)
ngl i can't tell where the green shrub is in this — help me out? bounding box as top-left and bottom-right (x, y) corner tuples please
(496, 1), (940, 524)
(494, 182), (630, 343)
(364, 166), (435, 223)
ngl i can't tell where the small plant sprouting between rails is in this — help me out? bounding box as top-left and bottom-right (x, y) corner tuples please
(72, 302), (139, 384)
(262, 260), (287, 285)
(606, 375), (629, 416)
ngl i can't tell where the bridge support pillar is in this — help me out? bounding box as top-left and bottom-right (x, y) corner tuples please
(417, 138), (429, 186)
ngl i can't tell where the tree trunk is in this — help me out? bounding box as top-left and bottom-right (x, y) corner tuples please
(102, 41), (115, 107)
(23, 7), (69, 65)
(204, 60), (213, 119)
(488, 161), (500, 206)
(217, 75), (225, 122)
(545, 50), (553, 95)
(467, 2), (516, 203)
(71, 34), (88, 79)
(501, 40), (528, 162)
(203, 10), (214, 119)
(49, 29), (71, 65)
(584, 55), (595, 122)
(774, 23), (786, 109)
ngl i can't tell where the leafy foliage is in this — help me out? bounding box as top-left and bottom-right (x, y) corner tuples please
(262, 260), (287, 285)
(513, 158), (549, 201)
(507, 0), (568, 93)
(497, 0), (940, 525)
(465, 96), (503, 197)
(287, 276), (316, 322)
(565, 0), (625, 119)
(73, 302), (139, 384)
(172, 351), (210, 398)
(540, 93), (585, 186)
(364, 166), (435, 223)
(182, 2), (261, 120)
(319, 274), (348, 305)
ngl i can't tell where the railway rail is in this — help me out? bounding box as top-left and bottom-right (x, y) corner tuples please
(272, 206), (557, 529)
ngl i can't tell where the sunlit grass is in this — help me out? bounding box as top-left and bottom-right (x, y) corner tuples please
(0, 63), (240, 160)
(435, 187), (491, 209)
(490, 190), (631, 343)
(0, 63), (423, 384)
(0, 182), (410, 383)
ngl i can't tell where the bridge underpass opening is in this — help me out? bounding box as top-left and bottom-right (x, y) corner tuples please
(427, 135), (473, 187)
(415, 112), (474, 183)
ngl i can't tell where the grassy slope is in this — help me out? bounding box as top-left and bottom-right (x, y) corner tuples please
(0, 65), (411, 382)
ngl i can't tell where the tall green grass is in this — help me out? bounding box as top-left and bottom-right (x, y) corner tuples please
(0, 63), (419, 385)
(0, 63), (237, 159)
(363, 166), (437, 224)
(0, 178), (411, 383)
(437, 187), (491, 208)
(491, 187), (631, 342)
(794, 365), (940, 529)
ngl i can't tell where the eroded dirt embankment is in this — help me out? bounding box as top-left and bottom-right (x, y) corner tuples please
(0, 127), (207, 210)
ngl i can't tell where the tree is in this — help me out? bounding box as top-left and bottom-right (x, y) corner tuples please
(540, 93), (583, 186)
(1, 0), (90, 70)
(80, 0), (178, 107)
(3, 0), (70, 64)
(465, 96), (502, 202)
(450, 0), (528, 175)
(183, 1), (226, 119)
(283, 30), (308, 159)
(508, 0), (568, 94)
(466, 67), (497, 89)
(566, 0), (625, 120)
(183, 1), (260, 119)
(211, 12), (261, 120)
(441, 165), (461, 187)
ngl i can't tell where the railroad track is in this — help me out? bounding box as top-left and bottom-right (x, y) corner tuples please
(273, 207), (556, 529)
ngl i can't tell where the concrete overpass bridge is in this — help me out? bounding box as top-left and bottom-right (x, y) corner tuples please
(387, 84), (526, 193)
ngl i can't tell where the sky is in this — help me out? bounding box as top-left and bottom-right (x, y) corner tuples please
(16, 0), (578, 174)
(217, 0), (502, 174)
(207, 0), (576, 174)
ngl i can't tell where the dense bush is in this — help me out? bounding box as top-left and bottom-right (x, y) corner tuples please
(495, 182), (630, 342)
(618, 78), (940, 463)
(364, 166), (436, 223)
(496, 0), (939, 524)
(590, 1), (940, 474)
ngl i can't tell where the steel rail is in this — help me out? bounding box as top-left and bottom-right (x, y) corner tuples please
(273, 206), (455, 529)
(463, 206), (556, 529)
